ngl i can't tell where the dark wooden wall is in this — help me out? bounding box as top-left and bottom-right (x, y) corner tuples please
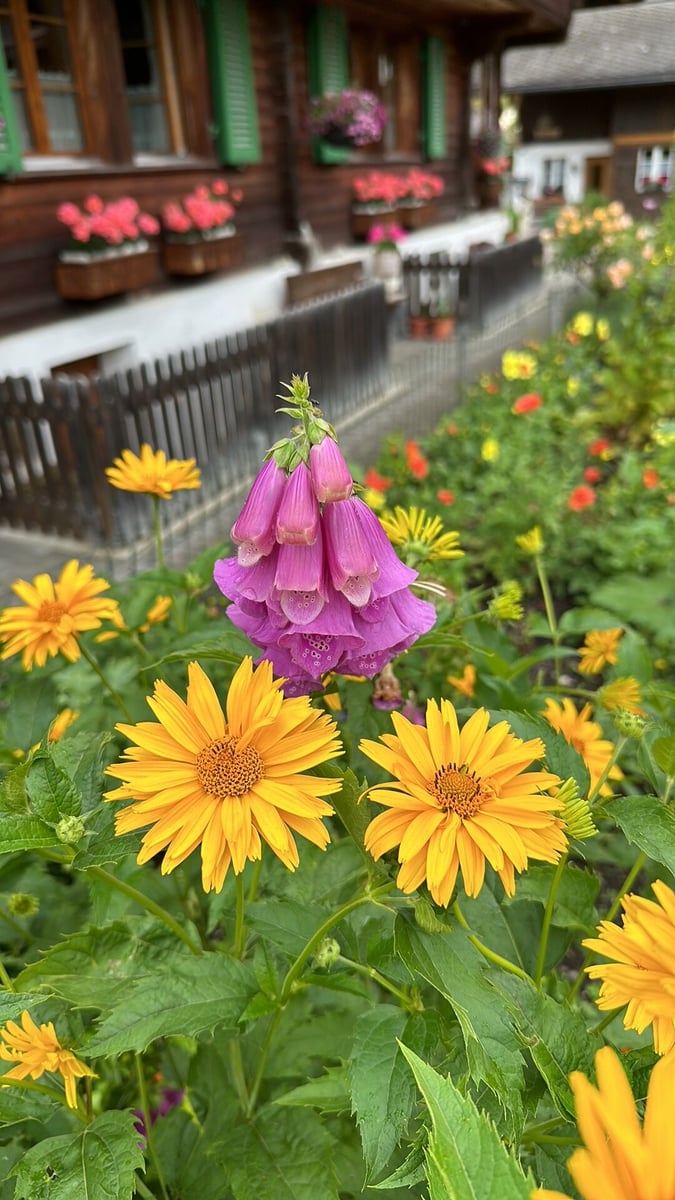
(0, 0), (474, 338)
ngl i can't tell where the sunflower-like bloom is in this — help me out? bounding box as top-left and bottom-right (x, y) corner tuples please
(0, 1010), (95, 1110)
(598, 677), (644, 716)
(532, 1046), (675, 1200)
(583, 881), (675, 1056)
(105, 445), (201, 498)
(543, 698), (623, 798)
(105, 657), (343, 892)
(360, 701), (565, 905)
(446, 664), (476, 698)
(0, 561), (121, 670)
(379, 506), (463, 566)
(577, 628), (623, 675)
(515, 526), (544, 555)
(48, 708), (80, 742)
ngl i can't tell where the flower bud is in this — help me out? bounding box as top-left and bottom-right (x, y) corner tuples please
(231, 458), (287, 566)
(309, 436), (353, 503)
(322, 497), (379, 605)
(55, 816), (86, 845)
(275, 462), (320, 545)
(313, 936), (340, 969)
(8, 893), (39, 917)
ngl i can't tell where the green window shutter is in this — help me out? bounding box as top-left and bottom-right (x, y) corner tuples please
(307, 6), (349, 165)
(0, 38), (22, 175)
(203, 0), (260, 165)
(423, 35), (446, 161)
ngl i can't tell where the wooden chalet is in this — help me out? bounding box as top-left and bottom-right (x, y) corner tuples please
(0, 0), (573, 372)
(503, 1), (675, 215)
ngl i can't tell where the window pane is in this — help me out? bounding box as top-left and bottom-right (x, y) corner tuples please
(114, 0), (171, 153)
(42, 90), (82, 150)
(29, 4), (84, 152)
(1, 13), (35, 150)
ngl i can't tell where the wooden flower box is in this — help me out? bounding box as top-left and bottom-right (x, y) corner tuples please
(351, 206), (397, 239)
(54, 248), (160, 301)
(398, 201), (436, 230)
(161, 234), (243, 277)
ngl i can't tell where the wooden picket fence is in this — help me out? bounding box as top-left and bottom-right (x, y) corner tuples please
(403, 235), (543, 328)
(0, 282), (389, 546)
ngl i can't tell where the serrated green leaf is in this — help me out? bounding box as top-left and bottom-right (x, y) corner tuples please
(0, 764), (30, 814)
(328, 767), (376, 868)
(350, 1006), (413, 1180)
(492, 711), (591, 798)
(26, 756), (81, 824)
(71, 803), (140, 869)
(12, 1110), (144, 1200)
(247, 899), (329, 958)
(15, 919), (187, 1009)
(50, 732), (117, 814)
(0, 812), (60, 854)
(86, 956), (256, 1056)
(395, 919), (525, 1138)
(223, 1105), (339, 1200)
(503, 865), (600, 932)
(611, 795), (675, 876)
(2, 673), (59, 752)
(400, 1046), (534, 1200)
(369, 1141), (426, 1190)
(275, 1063), (351, 1113)
(150, 635), (252, 668)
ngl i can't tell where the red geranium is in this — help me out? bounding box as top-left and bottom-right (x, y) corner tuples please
(642, 468), (659, 489)
(363, 468), (391, 492)
(584, 466), (602, 484)
(568, 485), (596, 511)
(589, 438), (612, 457)
(437, 489), (454, 505)
(512, 393), (542, 415)
(405, 440), (429, 480)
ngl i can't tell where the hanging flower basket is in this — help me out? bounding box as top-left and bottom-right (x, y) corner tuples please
(162, 231), (243, 277)
(308, 89), (387, 148)
(54, 245), (160, 301)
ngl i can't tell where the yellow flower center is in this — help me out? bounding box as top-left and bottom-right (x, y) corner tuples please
(37, 600), (66, 625)
(196, 735), (264, 798)
(432, 764), (483, 817)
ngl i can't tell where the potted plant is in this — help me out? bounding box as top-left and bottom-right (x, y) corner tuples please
(307, 88), (387, 149)
(397, 169), (444, 229)
(473, 130), (510, 209)
(368, 222), (406, 302)
(428, 301), (456, 340)
(409, 300), (431, 339)
(161, 180), (244, 276)
(54, 195), (160, 300)
(352, 172), (405, 238)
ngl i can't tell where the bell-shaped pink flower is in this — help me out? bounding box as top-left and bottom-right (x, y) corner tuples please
(322, 496), (380, 606)
(309, 436), (353, 503)
(275, 462), (320, 545)
(275, 531), (327, 624)
(230, 459), (287, 566)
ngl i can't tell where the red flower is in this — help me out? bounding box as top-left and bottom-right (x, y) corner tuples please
(642, 468), (659, 489)
(584, 466), (602, 484)
(568, 485), (596, 511)
(363, 468), (391, 492)
(589, 438), (611, 457)
(437, 489), (454, 505)
(484, 382), (499, 395)
(512, 392), (542, 415)
(404, 441), (429, 480)
(446, 423), (459, 436)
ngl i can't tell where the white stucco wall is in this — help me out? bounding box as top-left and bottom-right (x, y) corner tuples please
(0, 210), (507, 382)
(513, 140), (612, 204)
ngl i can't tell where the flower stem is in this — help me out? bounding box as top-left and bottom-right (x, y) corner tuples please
(227, 1039), (250, 1113)
(152, 495), (166, 571)
(567, 850), (646, 1004)
(232, 873), (246, 958)
(87, 865), (202, 956)
(0, 960), (16, 991)
(534, 555), (560, 681)
(534, 853), (568, 987)
(452, 901), (532, 984)
(587, 737), (627, 806)
(78, 643), (134, 722)
(135, 1053), (170, 1200)
(247, 858), (263, 904)
(337, 955), (420, 1010)
(590, 1006), (623, 1035)
(245, 1009), (282, 1118)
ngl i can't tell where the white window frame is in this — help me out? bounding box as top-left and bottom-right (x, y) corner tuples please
(635, 145), (673, 193)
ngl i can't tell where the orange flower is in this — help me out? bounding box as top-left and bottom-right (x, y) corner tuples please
(446, 423), (459, 436)
(643, 468), (659, 489)
(512, 393), (542, 415)
(568, 485), (596, 512)
(363, 468), (391, 492)
(577, 628), (623, 675)
(584, 466), (601, 484)
(404, 441), (429, 480)
(447, 664), (476, 697)
(437, 489), (454, 505)
(588, 438), (611, 458)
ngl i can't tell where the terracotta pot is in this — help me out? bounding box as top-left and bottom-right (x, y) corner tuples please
(409, 316), (430, 339)
(162, 233), (243, 276)
(54, 248), (160, 300)
(429, 316), (455, 340)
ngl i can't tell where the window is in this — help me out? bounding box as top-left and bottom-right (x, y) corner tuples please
(542, 157), (565, 196)
(635, 145), (672, 193)
(0, 0), (85, 154)
(350, 26), (421, 158)
(113, 0), (184, 156)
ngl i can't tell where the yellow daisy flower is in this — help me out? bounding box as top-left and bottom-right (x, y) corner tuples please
(360, 701), (565, 905)
(543, 698), (623, 798)
(516, 526), (544, 556)
(105, 445), (201, 499)
(105, 657), (343, 892)
(0, 1010), (95, 1110)
(577, 628), (623, 675)
(599, 677), (644, 715)
(571, 312), (593, 337)
(481, 437), (499, 462)
(139, 595), (172, 632)
(532, 1046), (675, 1200)
(0, 561), (121, 670)
(48, 708), (80, 742)
(596, 318), (610, 342)
(446, 664), (476, 697)
(583, 881), (675, 1056)
(379, 506), (463, 565)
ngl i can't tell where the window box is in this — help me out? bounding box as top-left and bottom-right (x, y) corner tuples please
(352, 204), (398, 238)
(161, 232), (243, 276)
(397, 200), (437, 230)
(54, 246), (160, 301)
